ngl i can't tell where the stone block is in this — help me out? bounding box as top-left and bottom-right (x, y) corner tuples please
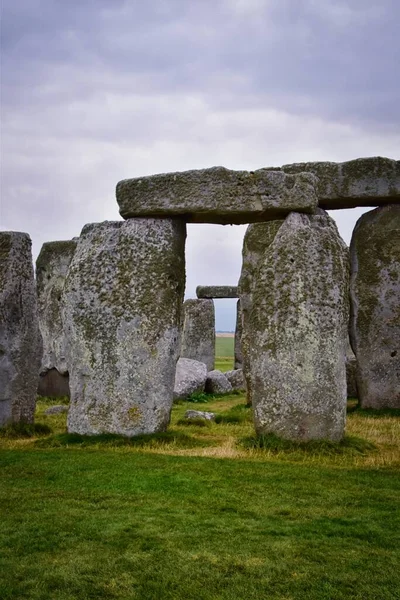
(117, 167), (319, 224)
(225, 369), (246, 392)
(174, 358), (207, 401)
(0, 232), (42, 426)
(36, 240), (77, 396)
(180, 299), (215, 371)
(349, 205), (400, 408)
(185, 410), (215, 421)
(205, 370), (232, 394)
(281, 157), (400, 209)
(196, 285), (238, 298)
(62, 219), (186, 436)
(234, 299), (243, 369)
(239, 209), (349, 441)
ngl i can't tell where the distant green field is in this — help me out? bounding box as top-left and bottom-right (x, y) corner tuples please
(215, 335), (234, 358)
(214, 357), (234, 372)
(215, 336), (235, 371)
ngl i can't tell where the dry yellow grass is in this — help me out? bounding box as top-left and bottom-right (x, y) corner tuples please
(347, 411), (400, 467)
(1, 394), (399, 469)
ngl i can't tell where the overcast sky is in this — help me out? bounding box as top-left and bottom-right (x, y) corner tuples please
(1, 0), (399, 329)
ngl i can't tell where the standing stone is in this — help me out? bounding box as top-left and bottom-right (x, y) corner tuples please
(239, 210), (349, 441)
(349, 205), (400, 409)
(62, 219), (186, 436)
(346, 356), (358, 399)
(345, 339), (358, 399)
(36, 240), (77, 397)
(234, 300), (243, 369)
(0, 232), (42, 426)
(180, 299), (215, 371)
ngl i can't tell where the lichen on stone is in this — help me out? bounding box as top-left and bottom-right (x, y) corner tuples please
(62, 218), (186, 437)
(239, 210), (349, 441)
(0, 232), (42, 427)
(349, 204), (400, 408)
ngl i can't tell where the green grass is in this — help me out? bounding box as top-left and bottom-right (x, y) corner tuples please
(215, 335), (234, 358)
(0, 394), (399, 599)
(215, 356), (234, 372)
(215, 335), (235, 371)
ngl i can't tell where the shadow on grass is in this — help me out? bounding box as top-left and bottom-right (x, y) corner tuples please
(178, 390), (243, 405)
(215, 403), (252, 425)
(240, 433), (377, 456)
(176, 418), (212, 428)
(34, 429), (213, 449)
(0, 422), (53, 439)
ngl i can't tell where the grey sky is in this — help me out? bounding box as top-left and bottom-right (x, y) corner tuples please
(1, 0), (399, 329)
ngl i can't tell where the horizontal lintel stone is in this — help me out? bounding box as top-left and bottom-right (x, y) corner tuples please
(116, 167), (319, 224)
(279, 157), (400, 210)
(196, 285), (238, 299)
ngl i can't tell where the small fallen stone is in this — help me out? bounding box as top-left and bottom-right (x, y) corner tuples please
(205, 370), (233, 394)
(225, 369), (246, 392)
(185, 410), (215, 421)
(174, 358), (208, 401)
(44, 405), (69, 415)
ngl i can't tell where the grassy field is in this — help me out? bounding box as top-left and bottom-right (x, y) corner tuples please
(215, 335), (234, 372)
(1, 392), (399, 600)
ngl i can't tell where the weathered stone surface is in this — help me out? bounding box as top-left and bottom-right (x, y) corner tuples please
(44, 404), (69, 415)
(196, 285), (238, 299)
(185, 410), (215, 421)
(346, 357), (358, 399)
(205, 370), (233, 394)
(225, 369), (246, 392)
(38, 368), (70, 397)
(239, 209), (349, 441)
(62, 219), (186, 436)
(36, 240), (77, 396)
(234, 300), (243, 369)
(0, 232), (42, 426)
(280, 157), (400, 209)
(349, 205), (400, 409)
(174, 358), (207, 401)
(180, 299), (215, 371)
(117, 167), (319, 224)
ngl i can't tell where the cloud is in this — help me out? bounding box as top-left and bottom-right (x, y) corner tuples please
(2, 0), (399, 128)
(1, 0), (399, 329)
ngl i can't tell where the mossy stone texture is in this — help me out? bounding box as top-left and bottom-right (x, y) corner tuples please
(205, 370), (232, 394)
(0, 232), (42, 426)
(281, 157), (399, 209)
(180, 299), (215, 371)
(117, 167), (319, 224)
(174, 358), (207, 401)
(225, 368), (246, 392)
(196, 286), (238, 298)
(239, 210), (349, 441)
(349, 205), (400, 409)
(36, 240), (77, 395)
(62, 219), (186, 436)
